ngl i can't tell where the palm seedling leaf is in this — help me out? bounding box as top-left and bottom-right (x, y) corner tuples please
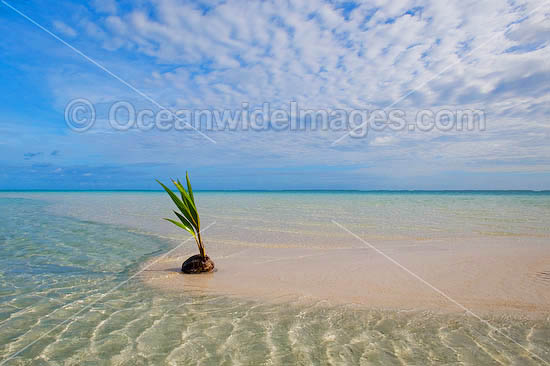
(157, 173), (206, 258)
(163, 218), (195, 237)
(173, 179), (199, 227)
(186, 172), (195, 202)
(157, 180), (196, 227)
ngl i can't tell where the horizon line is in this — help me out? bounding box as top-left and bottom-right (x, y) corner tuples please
(1, 189), (549, 193)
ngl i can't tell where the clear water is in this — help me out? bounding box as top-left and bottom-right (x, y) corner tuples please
(0, 192), (549, 365)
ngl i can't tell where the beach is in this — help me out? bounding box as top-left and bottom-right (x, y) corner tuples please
(144, 237), (550, 317)
(0, 191), (549, 364)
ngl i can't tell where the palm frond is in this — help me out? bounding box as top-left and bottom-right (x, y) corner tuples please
(157, 172), (206, 258)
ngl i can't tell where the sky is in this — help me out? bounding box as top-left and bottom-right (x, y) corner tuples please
(1, 0), (549, 190)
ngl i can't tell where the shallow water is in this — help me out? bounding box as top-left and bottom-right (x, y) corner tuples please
(0, 192), (549, 365)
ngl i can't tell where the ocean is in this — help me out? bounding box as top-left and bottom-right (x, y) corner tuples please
(0, 191), (549, 365)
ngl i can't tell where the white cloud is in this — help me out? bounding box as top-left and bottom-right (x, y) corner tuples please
(53, 20), (77, 38)
(371, 136), (397, 146)
(23, 0), (550, 186)
(91, 0), (118, 14)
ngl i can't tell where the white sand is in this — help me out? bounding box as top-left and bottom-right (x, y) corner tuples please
(142, 237), (550, 318)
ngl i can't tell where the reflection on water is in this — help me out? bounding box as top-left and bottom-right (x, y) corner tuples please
(0, 194), (549, 365)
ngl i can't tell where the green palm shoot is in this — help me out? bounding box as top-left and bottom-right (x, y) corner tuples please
(157, 172), (206, 258)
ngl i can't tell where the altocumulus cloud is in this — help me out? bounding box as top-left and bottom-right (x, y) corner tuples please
(0, 0), (549, 189)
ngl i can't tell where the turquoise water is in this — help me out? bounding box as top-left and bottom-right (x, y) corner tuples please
(1, 193), (549, 365)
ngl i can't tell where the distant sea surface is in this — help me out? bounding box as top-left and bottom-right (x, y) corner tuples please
(1, 191), (549, 365)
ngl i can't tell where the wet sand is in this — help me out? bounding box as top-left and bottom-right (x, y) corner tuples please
(142, 237), (550, 318)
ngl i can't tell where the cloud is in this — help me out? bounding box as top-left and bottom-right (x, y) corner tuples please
(1, 0), (550, 189)
(52, 20), (77, 38)
(69, 0), (549, 113)
(371, 136), (398, 146)
(91, 0), (118, 14)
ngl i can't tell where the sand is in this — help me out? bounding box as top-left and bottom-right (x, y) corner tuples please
(142, 236), (550, 318)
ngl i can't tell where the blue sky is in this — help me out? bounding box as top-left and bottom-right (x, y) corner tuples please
(1, 0), (549, 190)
